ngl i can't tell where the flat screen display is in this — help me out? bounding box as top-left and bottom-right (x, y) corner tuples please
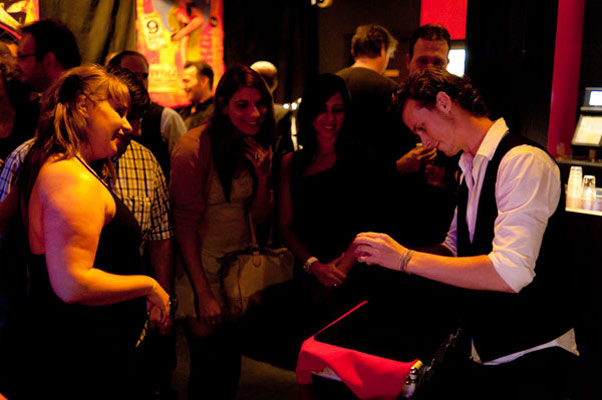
(572, 115), (602, 147)
(589, 90), (602, 107)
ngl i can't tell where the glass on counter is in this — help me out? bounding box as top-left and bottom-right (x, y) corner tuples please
(566, 169), (602, 212)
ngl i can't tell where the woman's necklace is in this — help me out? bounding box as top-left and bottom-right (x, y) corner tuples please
(74, 154), (108, 187)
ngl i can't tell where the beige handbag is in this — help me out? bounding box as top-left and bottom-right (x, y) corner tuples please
(218, 216), (293, 317)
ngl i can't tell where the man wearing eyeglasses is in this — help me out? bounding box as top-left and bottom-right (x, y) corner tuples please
(16, 18), (81, 93)
(3, 19), (81, 164)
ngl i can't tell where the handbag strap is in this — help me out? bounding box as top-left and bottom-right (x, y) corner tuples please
(247, 211), (260, 250)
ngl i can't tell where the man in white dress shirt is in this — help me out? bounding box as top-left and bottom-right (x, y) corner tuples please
(353, 69), (578, 399)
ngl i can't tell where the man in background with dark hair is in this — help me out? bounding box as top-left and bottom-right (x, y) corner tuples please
(343, 24), (398, 76)
(336, 24), (398, 124)
(407, 23), (450, 74)
(3, 18), (81, 173)
(17, 18), (81, 93)
(108, 50), (187, 180)
(397, 23), (451, 178)
(335, 24), (412, 234)
(390, 23), (458, 247)
(178, 60), (214, 130)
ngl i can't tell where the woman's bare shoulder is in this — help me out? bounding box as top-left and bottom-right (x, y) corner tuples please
(37, 157), (95, 191)
(35, 157), (110, 217)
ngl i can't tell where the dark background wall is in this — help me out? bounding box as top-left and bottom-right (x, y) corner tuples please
(223, 0), (318, 104)
(465, 0), (559, 147)
(578, 1), (602, 111)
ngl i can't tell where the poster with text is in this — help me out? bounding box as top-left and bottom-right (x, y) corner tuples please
(0, 0), (40, 40)
(136, 0), (224, 108)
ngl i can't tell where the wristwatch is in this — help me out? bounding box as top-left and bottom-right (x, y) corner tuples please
(303, 256), (318, 274)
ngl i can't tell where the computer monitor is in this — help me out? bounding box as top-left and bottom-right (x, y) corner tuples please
(572, 87), (602, 148)
(581, 87), (602, 113)
(572, 115), (602, 147)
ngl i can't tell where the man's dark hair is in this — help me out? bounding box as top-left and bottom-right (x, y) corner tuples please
(409, 24), (451, 60)
(106, 66), (151, 119)
(107, 50), (149, 69)
(394, 68), (488, 117)
(21, 18), (81, 69)
(351, 24), (398, 59)
(184, 60), (214, 89)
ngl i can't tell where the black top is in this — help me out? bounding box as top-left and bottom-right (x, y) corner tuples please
(21, 161), (147, 399)
(291, 162), (354, 263)
(177, 96), (214, 130)
(336, 67), (406, 165)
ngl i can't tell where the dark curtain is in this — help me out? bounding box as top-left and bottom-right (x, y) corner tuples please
(579, 1), (602, 108)
(223, 0), (318, 103)
(465, 0), (558, 146)
(40, 0), (137, 65)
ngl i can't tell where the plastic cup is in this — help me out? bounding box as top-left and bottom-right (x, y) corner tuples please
(567, 166), (583, 199)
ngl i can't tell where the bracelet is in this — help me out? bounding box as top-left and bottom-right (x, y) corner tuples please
(399, 250), (414, 274)
(303, 256), (319, 274)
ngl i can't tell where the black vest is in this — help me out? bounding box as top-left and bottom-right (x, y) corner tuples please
(457, 132), (574, 362)
(137, 102), (170, 181)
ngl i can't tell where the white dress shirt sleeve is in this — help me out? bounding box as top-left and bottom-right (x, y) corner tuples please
(488, 145), (561, 293)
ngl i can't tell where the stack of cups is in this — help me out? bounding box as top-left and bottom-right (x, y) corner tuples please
(566, 166), (583, 208)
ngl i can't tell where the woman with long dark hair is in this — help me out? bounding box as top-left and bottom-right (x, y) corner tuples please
(277, 73), (355, 290)
(170, 64), (274, 399)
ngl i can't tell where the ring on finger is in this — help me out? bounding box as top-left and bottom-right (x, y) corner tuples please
(254, 152), (261, 160)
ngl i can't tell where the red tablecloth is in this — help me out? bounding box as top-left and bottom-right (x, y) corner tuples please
(296, 301), (419, 399)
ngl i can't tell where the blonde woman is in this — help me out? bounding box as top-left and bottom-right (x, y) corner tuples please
(7, 65), (169, 400)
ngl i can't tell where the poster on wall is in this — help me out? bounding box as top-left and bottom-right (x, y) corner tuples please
(136, 0), (225, 108)
(0, 0), (40, 40)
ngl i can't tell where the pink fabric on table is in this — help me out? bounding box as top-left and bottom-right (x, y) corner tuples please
(296, 301), (419, 399)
